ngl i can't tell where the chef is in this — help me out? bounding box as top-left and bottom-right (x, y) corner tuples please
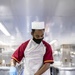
(11, 21), (54, 75)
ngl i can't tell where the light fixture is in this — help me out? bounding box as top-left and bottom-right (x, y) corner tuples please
(0, 22), (10, 36)
(49, 40), (57, 45)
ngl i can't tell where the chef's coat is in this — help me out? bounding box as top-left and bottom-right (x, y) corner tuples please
(12, 39), (54, 75)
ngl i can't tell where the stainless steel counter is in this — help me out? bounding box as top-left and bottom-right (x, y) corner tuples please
(0, 67), (10, 75)
(51, 63), (75, 75)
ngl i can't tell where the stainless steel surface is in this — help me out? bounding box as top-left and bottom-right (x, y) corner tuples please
(0, 67), (10, 75)
(0, 0), (75, 45)
(53, 44), (75, 67)
(52, 66), (75, 75)
(60, 44), (72, 67)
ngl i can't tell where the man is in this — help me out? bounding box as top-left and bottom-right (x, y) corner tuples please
(11, 22), (54, 75)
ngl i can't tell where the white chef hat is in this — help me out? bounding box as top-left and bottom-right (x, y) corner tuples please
(31, 21), (45, 29)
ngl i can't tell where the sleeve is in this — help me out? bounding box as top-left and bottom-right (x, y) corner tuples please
(11, 42), (27, 63)
(43, 43), (54, 64)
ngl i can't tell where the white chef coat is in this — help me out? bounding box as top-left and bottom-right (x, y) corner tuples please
(23, 39), (50, 75)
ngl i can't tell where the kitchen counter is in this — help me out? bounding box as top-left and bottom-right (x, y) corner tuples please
(0, 66), (10, 75)
(51, 61), (75, 75)
(0, 66), (10, 69)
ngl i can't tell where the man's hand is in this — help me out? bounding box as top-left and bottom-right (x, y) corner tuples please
(34, 73), (41, 75)
(34, 63), (50, 75)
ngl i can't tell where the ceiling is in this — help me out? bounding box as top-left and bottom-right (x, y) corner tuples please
(0, 0), (75, 45)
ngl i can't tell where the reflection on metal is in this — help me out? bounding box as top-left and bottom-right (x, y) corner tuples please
(0, 23), (10, 36)
(60, 44), (75, 67)
(51, 66), (75, 75)
(0, 67), (10, 75)
(26, 16), (30, 33)
(60, 44), (72, 67)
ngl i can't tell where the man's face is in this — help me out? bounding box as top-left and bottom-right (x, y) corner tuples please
(32, 29), (44, 39)
(31, 29), (45, 44)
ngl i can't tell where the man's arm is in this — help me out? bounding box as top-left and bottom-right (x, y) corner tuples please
(10, 59), (17, 66)
(34, 63), (50, 75)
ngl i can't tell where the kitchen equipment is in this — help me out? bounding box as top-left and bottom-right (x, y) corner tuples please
(51, 66), (75, 75)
